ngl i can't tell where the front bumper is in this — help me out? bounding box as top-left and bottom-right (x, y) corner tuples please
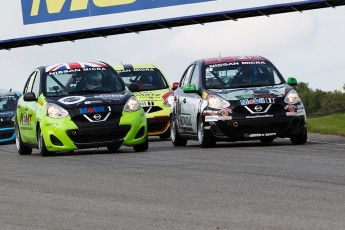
(143, 105), (170, 136)
(204, 115), (306, 141)
(0, 127), (15, 143)
(40, 109), (147, 152)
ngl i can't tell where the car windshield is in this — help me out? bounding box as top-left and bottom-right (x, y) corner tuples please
(0, 95), (18, 112)
(203, 62), (285, 89)
(44, 68), (125, 97)
(118, 68), (169, 91)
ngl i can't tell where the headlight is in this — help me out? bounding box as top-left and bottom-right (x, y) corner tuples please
(11, 115), (16, 122)
(47, 103), (69, 118)
(163, 94), (174, 107)
(124, 96), (140, 112)
(284, 90), (300, 104)
(207, 95), (230, 109)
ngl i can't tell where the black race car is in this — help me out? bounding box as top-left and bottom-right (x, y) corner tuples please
(170, 56), (307, 147)
(0, 90), (20, 144)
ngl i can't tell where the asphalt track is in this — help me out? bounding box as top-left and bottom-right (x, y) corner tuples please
(1, 136), (345, 230)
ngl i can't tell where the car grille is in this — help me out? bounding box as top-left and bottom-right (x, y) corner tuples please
(0, 120), (13, 128)
(0, 129), (15, 139)
(232, 104), (283, 114)
(147, 117), (169, 133)
(66, 125), (131, 144)
(143, 106), (163, 114)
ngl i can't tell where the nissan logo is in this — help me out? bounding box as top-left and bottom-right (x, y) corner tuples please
(93, 114), (102, 120)
(254, 105), (263, 112)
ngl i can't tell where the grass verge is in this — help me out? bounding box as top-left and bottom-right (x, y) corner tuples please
(307, 113), (345, 137)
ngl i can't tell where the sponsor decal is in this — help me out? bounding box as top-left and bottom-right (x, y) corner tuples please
(205, 115), (218, 122)
(284, 104), (297, 112)
(240, 98), (276, 106)
(201, 91), (208, 99)
(45, 123), (58, 127)
(94, 94), (125, 100)
(246, 133), (276, 138)
(20, 113), (32, 125)
(79, 106), (105, 114)
(286, 109), (305, 116)
(218, 116), (232, 121)
(22, 0), (213, 24)
(140, 101), (154, 107)
(246, 115), (273, 119)
(181, 114), (192, 127)
(84, 100), (103, 105)
(59, 96), (86, 105)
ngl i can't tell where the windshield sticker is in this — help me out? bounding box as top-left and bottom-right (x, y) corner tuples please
(59, 96), (86, 105)
(46, 62), (107, 73)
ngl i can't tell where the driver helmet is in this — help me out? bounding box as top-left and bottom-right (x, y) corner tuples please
(242, 67), (258, 83)
(85, 72), (102, 90)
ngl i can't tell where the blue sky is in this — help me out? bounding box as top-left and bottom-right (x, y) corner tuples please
(1, 4), (345, 92)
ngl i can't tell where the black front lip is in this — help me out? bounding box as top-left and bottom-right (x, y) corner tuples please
(204, 115), (306, 141)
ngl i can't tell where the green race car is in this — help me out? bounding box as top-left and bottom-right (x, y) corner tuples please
(15, 61), (148, 156)
(114, 64), (173, 139)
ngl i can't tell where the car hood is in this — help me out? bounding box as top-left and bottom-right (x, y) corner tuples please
(132, 88), (170, 101)
(0, 111), (15, 120)
(208, 84), (289, 101)
(45, 91), (132, 108)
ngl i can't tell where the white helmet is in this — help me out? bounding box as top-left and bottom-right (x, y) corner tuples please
(85, 72), (102, 90)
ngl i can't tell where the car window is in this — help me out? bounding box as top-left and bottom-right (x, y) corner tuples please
(23, 71), (38, 94)
(44, 68), (125, 96)
(190, 63), (200, 88)
(0, 95), (18, 112)
(204, 62), (285, 89)
(32, 71), (40, 96)
(117, 68), (169, 91)
(180, 64), (194, 88)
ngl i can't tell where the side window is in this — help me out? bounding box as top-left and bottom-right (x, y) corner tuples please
(31, 71), (40, 96)
(190, 63), (200, 88)
(23, 71), (37, 94)
(179, 64), (195, 88)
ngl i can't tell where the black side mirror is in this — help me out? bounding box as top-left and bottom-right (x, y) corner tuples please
(128, 83), (140, 92)
(23, 92), (37, 102)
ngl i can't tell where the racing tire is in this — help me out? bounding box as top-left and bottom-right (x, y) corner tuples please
(170, 115), (187, 146)
(106, 144), (121, 152)
(15, 123), (32, 155)
(159, 129), (171, 139)
(38, 127), (52, 157)
(197, 116), (216, 148)
(133, 137), (149, 152)
(290, 129), (307, 145)
(260, 137), (275, 144)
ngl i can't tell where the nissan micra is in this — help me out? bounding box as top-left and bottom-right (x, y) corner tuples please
(170, 56), (307, 147)
(15, 61), (148, 156)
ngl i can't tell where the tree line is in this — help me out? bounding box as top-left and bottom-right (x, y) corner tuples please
(294, 82), (345, 118)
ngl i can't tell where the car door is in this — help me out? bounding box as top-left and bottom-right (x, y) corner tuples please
(17, 71), (40, 143)
(187, 62), (203, 134)
(178, 64), (196, 134)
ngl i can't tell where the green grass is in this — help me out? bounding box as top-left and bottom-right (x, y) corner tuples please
(307, 113), (345, 137)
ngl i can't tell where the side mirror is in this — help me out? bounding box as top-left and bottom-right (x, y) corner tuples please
(128, 83), (140, 92)
(172, 82), (179, 90)
(183, 84), (198, 93)
(23, 92), (37, 102)
(287, 77), (297, 86)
